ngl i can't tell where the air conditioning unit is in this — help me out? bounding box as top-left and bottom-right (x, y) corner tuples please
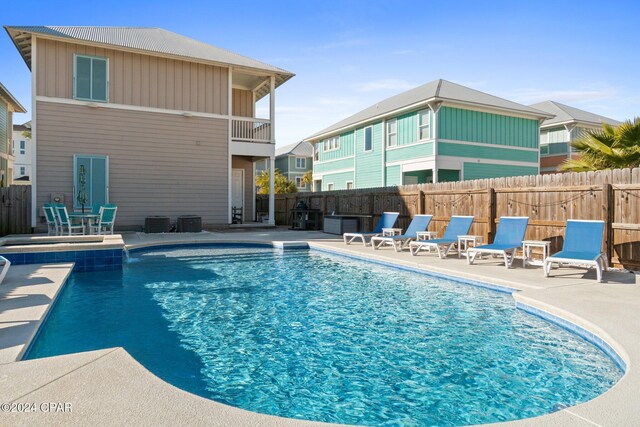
(51, 193), (65, 204)
(177, 215), (202, 233)
(145, 216), (171, 233)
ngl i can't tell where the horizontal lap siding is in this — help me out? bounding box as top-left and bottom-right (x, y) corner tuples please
(438, 106), (538, 149)
(322, 171), (354, 190)
(386, 165), (401, 186)
(463, 162), (538, 180)
(438, 142), (538, 163)
(36, 38), (228, 115)
(386, 142), (434, 163)
(318, 131), (354, 162)
(36, 101), (228, 227)
(314, 157), (354, 174)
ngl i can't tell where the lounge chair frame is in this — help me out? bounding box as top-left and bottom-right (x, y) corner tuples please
(0, 256), (10, 285)
(466, 216), (529, 269)
(343, 212), (399, 246)
(543, 220), (608, 282)
(409, 216), (474, 258)
(371, 215), (433, 252)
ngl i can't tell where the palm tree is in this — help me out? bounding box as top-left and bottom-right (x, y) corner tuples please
(561, 118), (640, 172)
(255, 169), (298, 194)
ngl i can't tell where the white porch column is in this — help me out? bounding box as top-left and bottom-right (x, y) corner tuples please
(268, 156), (275, 225)
(268, 76), (276, 225)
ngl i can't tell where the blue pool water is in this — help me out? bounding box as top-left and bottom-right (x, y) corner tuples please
(28, 245), (622, 426)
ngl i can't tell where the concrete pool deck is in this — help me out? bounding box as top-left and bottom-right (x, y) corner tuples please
(0, 228), (638, 426)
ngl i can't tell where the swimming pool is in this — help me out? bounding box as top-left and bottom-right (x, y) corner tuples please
(27, 245), (623, 426)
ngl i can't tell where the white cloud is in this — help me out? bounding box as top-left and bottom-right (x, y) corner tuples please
(304, 38), (369, 51)
(354, 78), (415, 93)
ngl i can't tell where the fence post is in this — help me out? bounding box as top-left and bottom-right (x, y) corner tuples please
(602, 183), (614, 263)
(487, 187), (496, 243)
(418, 190), (425, 215)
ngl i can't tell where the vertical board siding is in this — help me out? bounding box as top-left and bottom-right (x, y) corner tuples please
(0, 102), (7, 153)
(355, 122), (383, 188)
(386, 142), (434, 163)
(36, 101), (229, 227)
(463, 162), (538, 180)
(275, 156), (288, 173)
(396, 111), (419, 145)
(36, 37), (229, 115)
(232, 89), (254, 117)
(438, 106), (538, 148)
(317, 131), (355, 162)
(438, 142), (538, 163)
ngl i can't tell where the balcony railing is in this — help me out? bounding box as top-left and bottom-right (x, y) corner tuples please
(231, 117), (272, 143)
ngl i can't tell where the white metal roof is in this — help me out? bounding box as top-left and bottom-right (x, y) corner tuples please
(275, 140), (314, 158)
(4, 26), (294, 99)
(308, 79), (553, 140)
(529, 100), (621, 128)
(0, 82), (26, 113)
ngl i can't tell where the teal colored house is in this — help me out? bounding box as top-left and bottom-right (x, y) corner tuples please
(530, 101), (620, 174)
(275, 141), (314, 191)
(307, 79), (552, 191)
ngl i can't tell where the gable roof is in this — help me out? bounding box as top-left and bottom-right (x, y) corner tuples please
(0, 82), (26, 113)
(529, 100), (621, 128)
(308, 79), (552, 140)
(4, 26), (294, 99)
(275, 140), (314, 158)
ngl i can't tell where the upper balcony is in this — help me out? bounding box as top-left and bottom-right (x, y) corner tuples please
(231, 117), (271, 144)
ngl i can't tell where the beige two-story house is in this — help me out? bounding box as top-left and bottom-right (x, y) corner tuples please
(0, 82), (27, 187)
(5, 26), (293, 229)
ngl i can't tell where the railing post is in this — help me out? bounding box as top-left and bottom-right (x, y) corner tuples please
(487, 187), (496, 243)
(602, 183), (614, 264)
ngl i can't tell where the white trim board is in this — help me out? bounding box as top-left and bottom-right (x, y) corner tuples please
(35, 96), (230, 121)
(438, 155), (538, 168)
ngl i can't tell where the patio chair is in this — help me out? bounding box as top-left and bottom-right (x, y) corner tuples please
(43, 205), (61, 236)
(409, 215), (474, 258)
(543, 220), (607, 282)
(0, 256), (10, 285)
(55, 205), (85, 236)
(89, 204), (117, 235)
(343, 212), (400, 246)
(371, 215), (433, 252)
(467, 216), (529, 268)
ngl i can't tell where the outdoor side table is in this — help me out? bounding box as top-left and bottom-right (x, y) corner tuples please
(457, 235), (483, 258)
(522, 240), (551, 267)
(415, 231), (438, 241)
(382, 228), (403, 236)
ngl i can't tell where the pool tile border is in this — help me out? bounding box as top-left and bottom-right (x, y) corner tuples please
(1, 249), (123, 272)
(516, 302), (627, 372)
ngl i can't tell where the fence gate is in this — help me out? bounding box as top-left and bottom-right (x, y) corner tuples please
(0, 185), (32, 236)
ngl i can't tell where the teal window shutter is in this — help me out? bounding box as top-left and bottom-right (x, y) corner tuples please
(74, 55), (108, 101)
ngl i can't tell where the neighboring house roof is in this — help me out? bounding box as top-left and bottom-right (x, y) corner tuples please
(308, 79), (553, 140)
(13, 120), (31, 133)
(4, 26), (294, 99)
(529, 100), (621, 129)
(275, 141), (314, 158)
(0, 82), (27, 113)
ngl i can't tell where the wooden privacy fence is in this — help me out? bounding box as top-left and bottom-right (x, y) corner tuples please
(258, 167), (640, 270)
(0, 185), (32, 236)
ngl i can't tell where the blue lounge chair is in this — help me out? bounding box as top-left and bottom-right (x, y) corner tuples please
(467, 216), (529, 268)
(371, 214), (433, 252)
(0, 256), (10, 285)
(409, 215), (474, 258)
(343, 212), (400, 246)
(544, 220), (607, 282)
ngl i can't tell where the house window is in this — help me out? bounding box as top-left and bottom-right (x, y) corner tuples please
(20, 166), (25, 176)
(295, 177), (304, 188)
(74, 54), (109, 102)
(313, 145), (319, 161)
(324, 137), (340, 151)
(387, 119), (397, 147)
(295, 157), (306, 169)
(74, 155), (109, 209)
(327, 183), (334, 191)
(364, 126), (373, 152)
(20, 140), (25, 155)
(346, 181), (354, 190)
(418, 109), (430, 140)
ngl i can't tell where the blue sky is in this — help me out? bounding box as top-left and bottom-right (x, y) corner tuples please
(1, 0), (638, 146)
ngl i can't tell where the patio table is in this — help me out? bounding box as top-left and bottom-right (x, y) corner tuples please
(69, 212), (100, 234)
